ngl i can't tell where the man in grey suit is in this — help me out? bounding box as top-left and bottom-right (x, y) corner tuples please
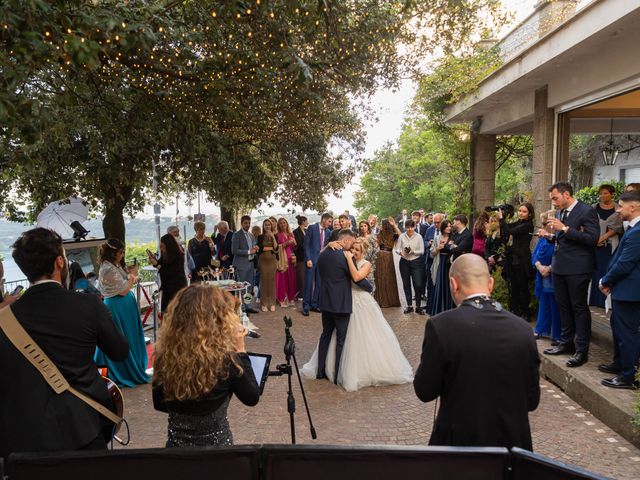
(232, 215), (260, 312)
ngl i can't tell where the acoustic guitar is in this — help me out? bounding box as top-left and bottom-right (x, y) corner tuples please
(102, 376), (125, 438)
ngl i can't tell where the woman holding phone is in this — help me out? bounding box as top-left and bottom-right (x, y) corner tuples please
(147, 234), (188, 313)
(95, 238), (150, 387)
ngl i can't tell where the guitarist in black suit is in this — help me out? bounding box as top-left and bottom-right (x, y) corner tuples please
(0, 228), (129, 460)
(542, 182), (599, 367)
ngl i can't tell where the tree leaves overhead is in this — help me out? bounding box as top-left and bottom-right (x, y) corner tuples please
(0, 0), (508, 238)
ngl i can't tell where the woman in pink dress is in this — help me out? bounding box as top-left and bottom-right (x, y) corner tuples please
(275, 217), (297, 307)
(472, 211), (489, 257)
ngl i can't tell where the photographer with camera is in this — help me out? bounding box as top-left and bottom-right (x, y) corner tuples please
(396, 219), (425, 314)
(496, 203), (535, 322)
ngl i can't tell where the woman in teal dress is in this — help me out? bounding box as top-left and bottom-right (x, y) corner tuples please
(95, 239), (150, 387)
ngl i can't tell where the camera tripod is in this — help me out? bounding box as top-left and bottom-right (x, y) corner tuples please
(268, 315), (317, 444)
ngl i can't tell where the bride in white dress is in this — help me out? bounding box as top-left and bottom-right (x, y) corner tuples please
(301, 239), (414, 392)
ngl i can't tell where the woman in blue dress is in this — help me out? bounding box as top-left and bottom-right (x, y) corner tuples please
(95, 239), (150, 387)
(429, 220), (454, 316)
(531, 222), (561, 342)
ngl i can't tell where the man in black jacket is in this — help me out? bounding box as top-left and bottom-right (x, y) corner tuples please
(0, 228), (129, 459)
(542, 182), (599, 367)
(448, 214), (473, 260)
(414, 254), (540, 450)
(316, 229), (372, 383)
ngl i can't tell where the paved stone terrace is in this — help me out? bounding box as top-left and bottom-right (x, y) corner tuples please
(122, 306), (640, 480)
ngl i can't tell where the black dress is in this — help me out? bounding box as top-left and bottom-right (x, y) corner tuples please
(187, 237), (214, 281)
(158, 248), (188, 313)
(153, 353), (260, 447)
(500, 218), (534, 319)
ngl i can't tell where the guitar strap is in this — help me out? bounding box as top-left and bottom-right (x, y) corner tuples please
(0, 306), (122, 425)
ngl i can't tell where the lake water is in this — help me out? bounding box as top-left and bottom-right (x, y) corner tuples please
(1, 213), (315, 282)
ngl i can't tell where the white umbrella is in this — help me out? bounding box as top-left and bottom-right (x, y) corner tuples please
(36, 197), (89, 240)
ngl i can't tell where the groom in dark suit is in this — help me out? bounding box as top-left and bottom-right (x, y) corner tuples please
(316, 229), (372, 382)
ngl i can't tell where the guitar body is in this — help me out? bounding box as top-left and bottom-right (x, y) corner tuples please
(102, 376), (124, 437)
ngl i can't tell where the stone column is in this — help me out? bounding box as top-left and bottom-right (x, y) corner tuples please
(470, 119), (496, 212)
(532, 86), (555, 221)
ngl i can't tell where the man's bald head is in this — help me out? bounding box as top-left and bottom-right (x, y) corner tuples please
(449, 254), (493, 305)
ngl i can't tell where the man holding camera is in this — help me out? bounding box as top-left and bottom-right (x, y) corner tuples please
(397, 219), (425, 314)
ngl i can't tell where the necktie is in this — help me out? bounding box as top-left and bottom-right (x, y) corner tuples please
(560, 209), (567, 223)
(320, 228), (325, 247)
(246, 231), (254, 260)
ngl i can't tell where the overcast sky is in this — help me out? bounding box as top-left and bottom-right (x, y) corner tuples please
(154, 0), (555, 220)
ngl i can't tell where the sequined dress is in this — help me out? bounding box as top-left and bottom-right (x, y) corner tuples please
(153, 353), (260, 448)
(167, 398), (233, 447)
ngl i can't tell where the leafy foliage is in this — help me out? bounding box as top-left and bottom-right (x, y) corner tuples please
(574, 180), (626, 206)
(0, 1), (509, 239)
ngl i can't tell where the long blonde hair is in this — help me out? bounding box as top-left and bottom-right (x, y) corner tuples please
(153, 284), (242, 401)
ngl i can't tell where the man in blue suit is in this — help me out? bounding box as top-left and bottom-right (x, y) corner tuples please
(599, 190), (640, 389)
(316, 229), (373, 382)
(302, 212), (333, 316)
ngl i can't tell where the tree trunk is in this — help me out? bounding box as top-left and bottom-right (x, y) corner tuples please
(102, 202), (126, 242)
(220, 205), (236, 231)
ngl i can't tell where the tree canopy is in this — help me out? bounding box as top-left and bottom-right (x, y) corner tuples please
(0, 0), (508, 239)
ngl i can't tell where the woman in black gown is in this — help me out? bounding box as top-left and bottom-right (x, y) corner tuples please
(429, 220), (454, 315)
(497, 203), (534, 321)
(153, 284), (260, 447)
(148, 233), (188, 313)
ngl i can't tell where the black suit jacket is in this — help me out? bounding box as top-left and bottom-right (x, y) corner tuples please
(551, 201), (599, 275)
(447, 228), (473, 260)
(414, 299), (540, 450)
(214, 231), (234, 267)
(317, 249), (373, 314)
(0, 283), (128, 459)
(293, 227), (305, 262)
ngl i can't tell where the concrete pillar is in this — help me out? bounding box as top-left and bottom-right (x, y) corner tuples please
(532, 86), (555, 221)
(470, 120), (496, 212)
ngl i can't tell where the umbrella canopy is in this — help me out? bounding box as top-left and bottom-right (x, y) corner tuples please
(36, 197), (89, 240)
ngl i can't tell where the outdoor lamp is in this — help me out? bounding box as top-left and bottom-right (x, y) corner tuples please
(600, 118), (619, 166)
(70, 221), (90, 240)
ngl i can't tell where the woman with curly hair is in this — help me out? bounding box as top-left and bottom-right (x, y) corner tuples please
(152, 284), (260, 447)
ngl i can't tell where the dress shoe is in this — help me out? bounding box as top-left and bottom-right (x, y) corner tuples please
(311, 307), (322, 313)
(302, 310), (309, 317)
(246, 307), (260, 314)
(403, 307), (414, 314)
(601, 376), (639, 390)
(566, 352), (588, 368)
(550, 340), (560, 347)
(316, 373), (328, 380)
(598, 363), (621, 374)
(415, 308), (426, 315)
(543, 345), (574, 355)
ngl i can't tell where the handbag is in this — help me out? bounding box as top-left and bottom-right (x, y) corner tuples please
(276, 244), (288, 272)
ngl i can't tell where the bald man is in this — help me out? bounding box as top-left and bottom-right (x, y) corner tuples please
(414, 254), (540, 450)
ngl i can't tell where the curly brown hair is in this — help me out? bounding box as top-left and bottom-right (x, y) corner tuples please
(153, 284), (243, 401)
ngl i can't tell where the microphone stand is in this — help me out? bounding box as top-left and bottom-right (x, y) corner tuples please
(268, 316), (317, 444)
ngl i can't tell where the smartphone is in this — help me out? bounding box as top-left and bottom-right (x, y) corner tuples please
(10, 285), (24, 296)
(146, 249), (154, 257)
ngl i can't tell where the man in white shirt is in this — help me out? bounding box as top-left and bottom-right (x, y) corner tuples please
(397, 219), (425, 314)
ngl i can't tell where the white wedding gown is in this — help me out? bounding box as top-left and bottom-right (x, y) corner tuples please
(300, 259), (414, 392)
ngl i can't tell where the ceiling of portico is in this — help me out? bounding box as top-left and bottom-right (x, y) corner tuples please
(445, 1), (640, 135)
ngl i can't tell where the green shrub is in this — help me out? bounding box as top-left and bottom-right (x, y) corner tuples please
(574, 180), (625, 205)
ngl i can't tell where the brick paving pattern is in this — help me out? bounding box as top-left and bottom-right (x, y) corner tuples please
(121, 306), (640, 479)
